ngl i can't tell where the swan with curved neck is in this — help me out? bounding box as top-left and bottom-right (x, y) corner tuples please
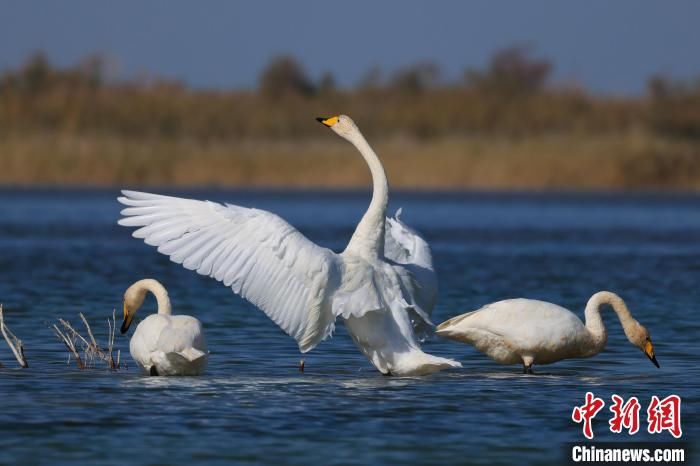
(436, 291), (659, 373)
(317, 116), (389, 256)
(118, 115), (458, 376)
(121, 278), (208, 376)
(122, 279), (171, 331)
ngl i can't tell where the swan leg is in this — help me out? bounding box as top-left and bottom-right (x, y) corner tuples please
(299, 359), (305, 373)
(149, 365), (159, 376)
(522, 356), (534, 375)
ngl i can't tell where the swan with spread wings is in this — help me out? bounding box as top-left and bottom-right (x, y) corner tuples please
(118, 115), (459, 376)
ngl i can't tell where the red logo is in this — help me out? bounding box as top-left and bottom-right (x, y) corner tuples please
(608, 395), (641, 435)
(647, 395), (682, 438)
(572, 392), (606, 439)
(572, 393), (682, 439)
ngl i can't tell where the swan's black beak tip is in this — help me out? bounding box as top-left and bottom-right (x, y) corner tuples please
(121, 302), (133, 334)
(644, 341), (659, 368)
(649, 354), (660, 368)
(315, 117), (326, 123)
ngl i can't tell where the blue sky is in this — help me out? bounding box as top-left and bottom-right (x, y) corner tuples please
(1, 1), (699, 94)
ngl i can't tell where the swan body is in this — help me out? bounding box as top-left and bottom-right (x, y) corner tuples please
(436, 291), (658, 373)
(118, 115), (459, 376)
(121, 279), (208, 376)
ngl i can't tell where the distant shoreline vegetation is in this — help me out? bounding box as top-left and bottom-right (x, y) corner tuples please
(1, 47), (699, 190)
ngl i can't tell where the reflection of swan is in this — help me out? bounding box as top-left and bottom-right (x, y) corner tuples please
(121, 279), (208, 376)
(118, 115), (459, 376)
(436, 291), (659, 373)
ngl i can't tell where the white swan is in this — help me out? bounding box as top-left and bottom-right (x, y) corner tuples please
(121, 279), (208, 376)
(118, 115), (459, 376)
(436, 291), (659, 373)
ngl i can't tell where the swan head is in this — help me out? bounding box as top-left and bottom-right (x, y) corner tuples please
(316, 115), (359, 141)
(121, 283), (147, 334)
(627, 322), (659, 368)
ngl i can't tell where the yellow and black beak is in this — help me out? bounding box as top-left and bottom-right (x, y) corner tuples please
(644, 340), (660, 368)
(316, 116), (339, 127)
(120, 302), (134, 334)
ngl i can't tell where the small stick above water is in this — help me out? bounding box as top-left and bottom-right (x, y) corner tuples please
(0, 304), (29, 368)
(52, 311), (123, 371)
(53, 322), (85, 369)
(80, 312), (99, 351)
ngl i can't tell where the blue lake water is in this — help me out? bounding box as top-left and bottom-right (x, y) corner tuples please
(0, 189), (698, 465)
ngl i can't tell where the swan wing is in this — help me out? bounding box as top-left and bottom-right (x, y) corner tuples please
(384, 208), (438, 332)
(384, 208), (434, 271)
(118, 190), (340, 352)
(437, 299), (585, 347)
(155, 316), (207, 354)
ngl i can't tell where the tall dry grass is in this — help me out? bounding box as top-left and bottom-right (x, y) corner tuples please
(1, 131), (697, 190)
(1, 51), (699, 190)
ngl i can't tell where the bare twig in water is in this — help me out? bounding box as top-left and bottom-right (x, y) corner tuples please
(106, 310), (117, 370)
(58, 318), (90, 348)
(52, 322), (85, 369)
(80, 313), (98, 351)
(52, 311), (124, 371)
(0, 304), (29, 368)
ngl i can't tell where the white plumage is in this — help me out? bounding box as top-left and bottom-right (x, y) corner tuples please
(118, 115), (459, 376)
(121, 279), (208, 376)
(436, 291), (659, 373)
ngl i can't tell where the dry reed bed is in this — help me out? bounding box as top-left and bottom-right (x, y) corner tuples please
(1, 131), (698, 190)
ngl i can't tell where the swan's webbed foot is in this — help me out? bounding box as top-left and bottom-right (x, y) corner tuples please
(521, 356), (535, 375)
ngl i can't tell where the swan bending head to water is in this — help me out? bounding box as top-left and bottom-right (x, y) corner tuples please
(121, 279), (208, 376)
(436, 291), (658, 374)
(118, 115), (459, 376)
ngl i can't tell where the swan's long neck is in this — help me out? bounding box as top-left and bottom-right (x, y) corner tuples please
(133, 279), (172, 315)
(344, 131), (388, 257)
(583, 291), (636, 354)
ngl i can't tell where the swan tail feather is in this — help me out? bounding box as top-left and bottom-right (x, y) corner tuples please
(150, 349), (208, 376)
(436, 309), (483, 333)
(177, 347), (207, 362)
(392, 350), (462, 376)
